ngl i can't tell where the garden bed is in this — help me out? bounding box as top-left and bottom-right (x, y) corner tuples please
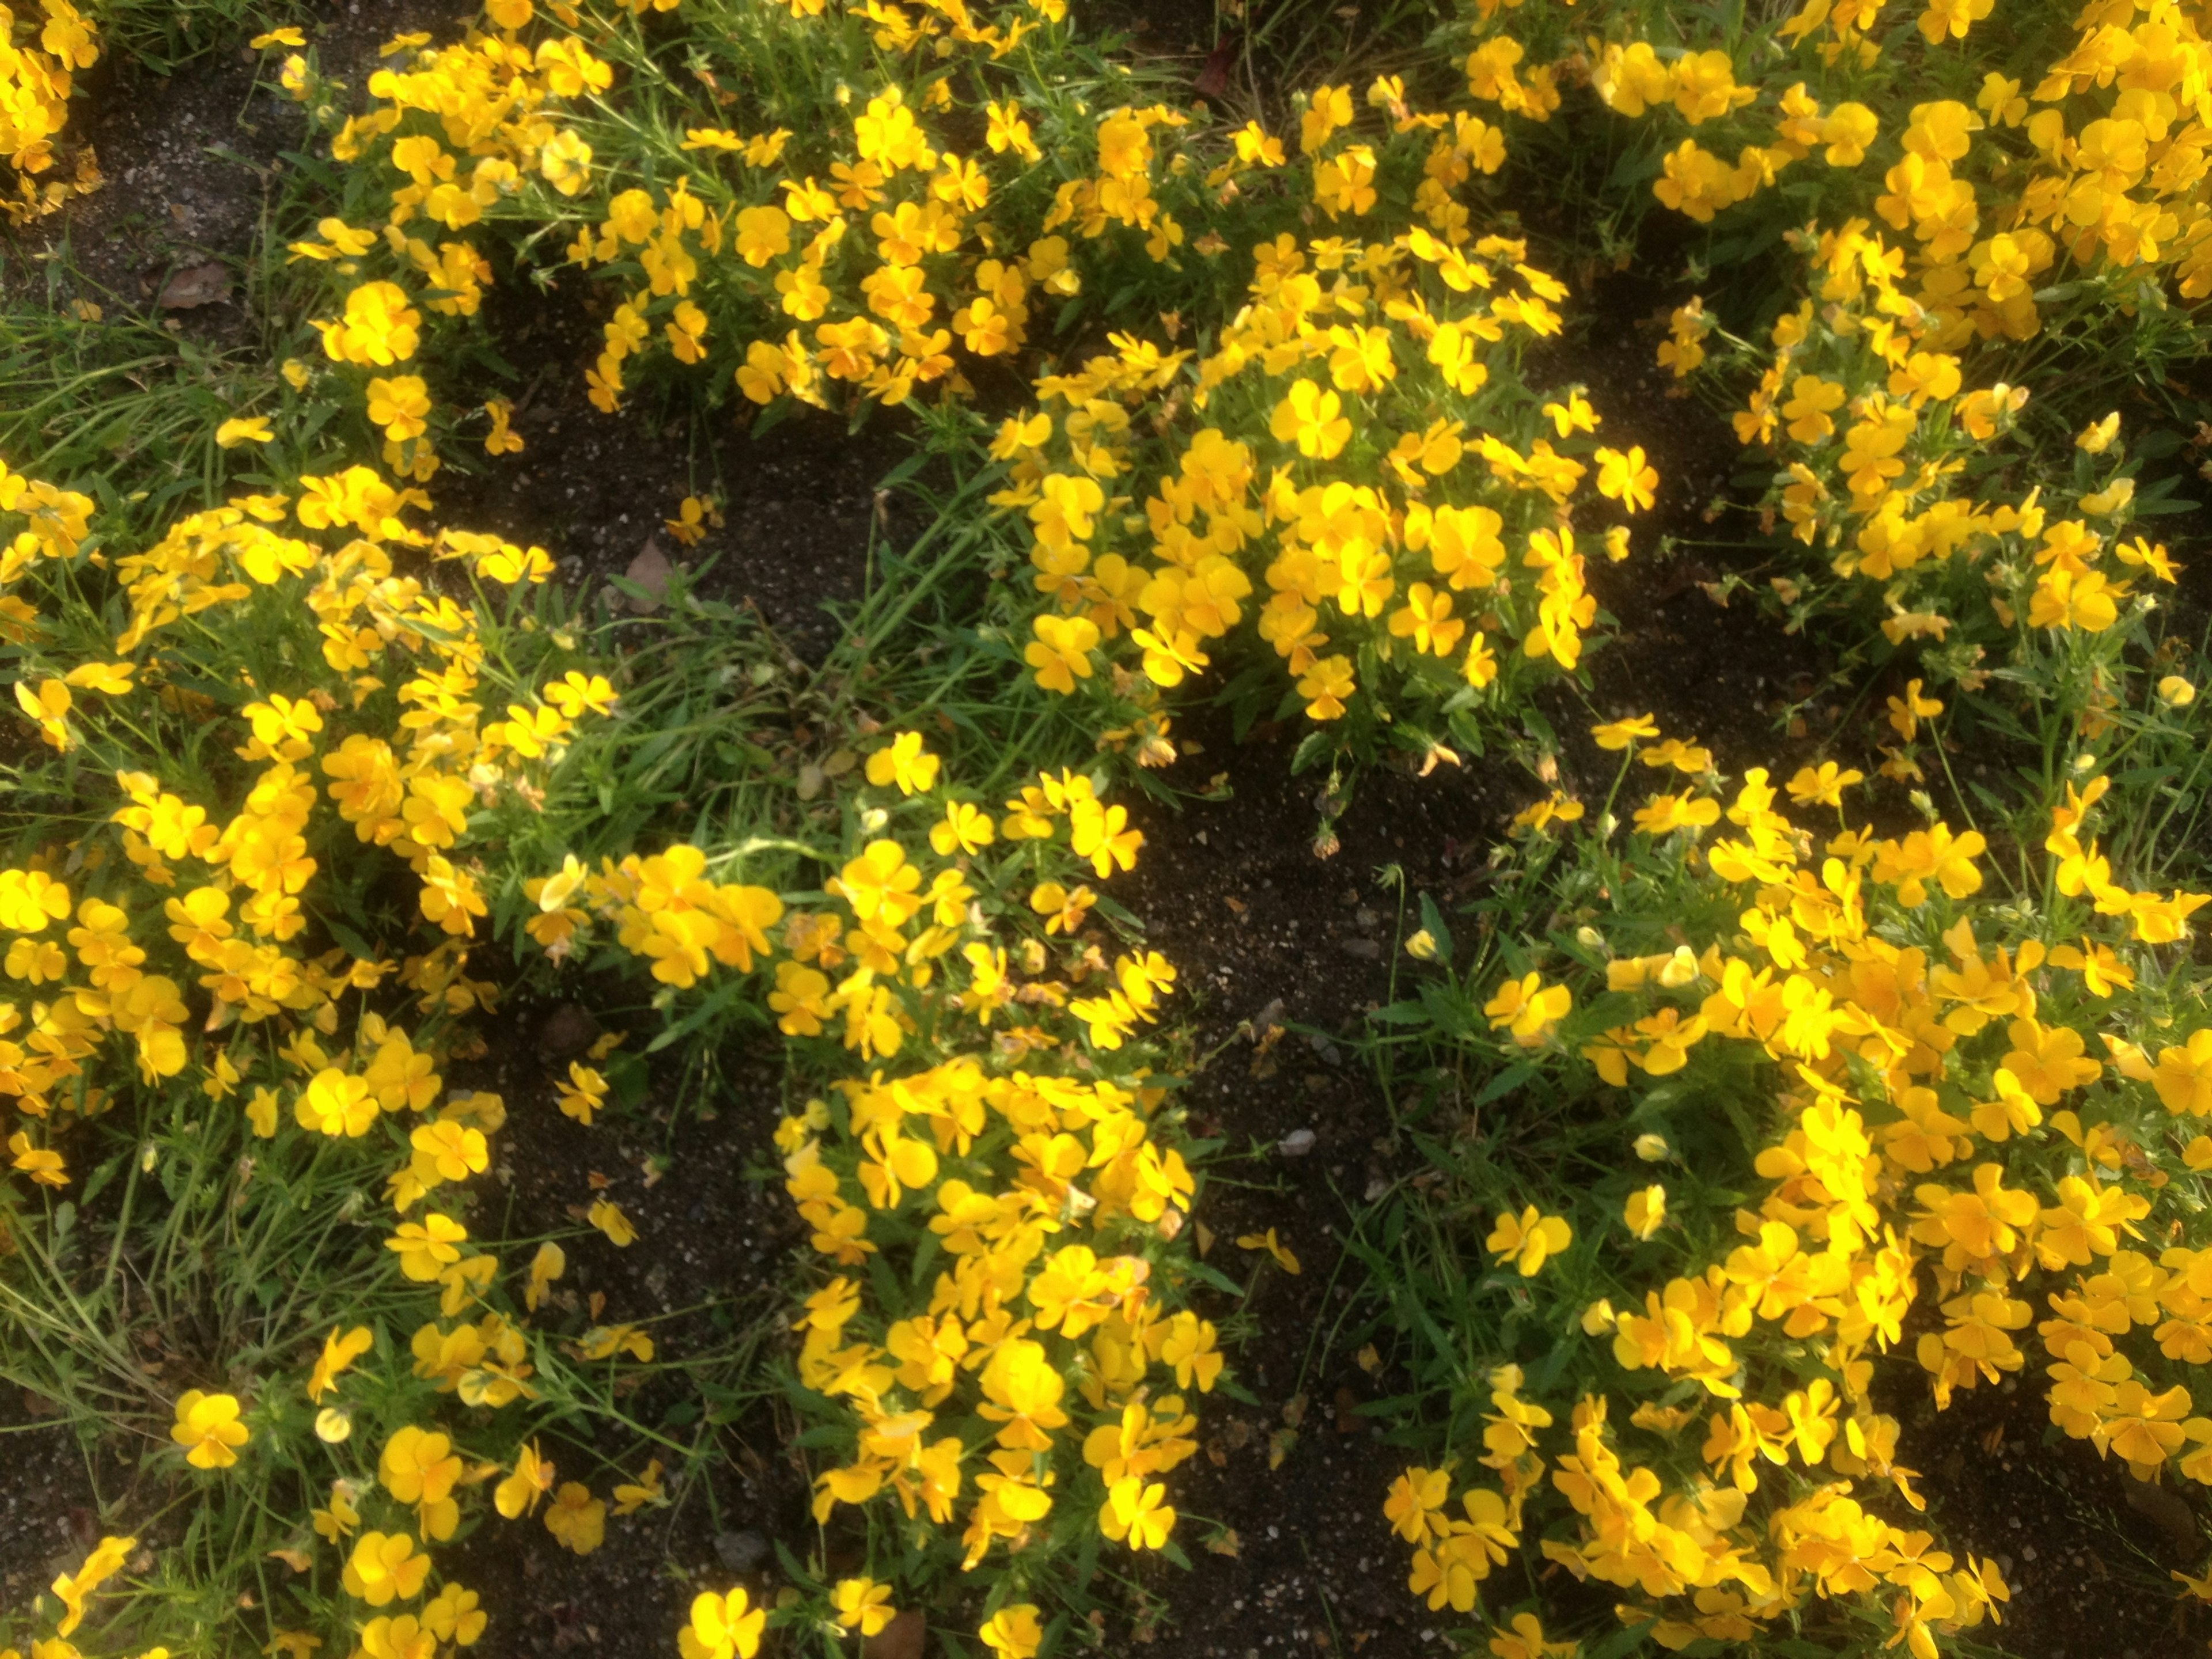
(6, 2), (2212, 1658)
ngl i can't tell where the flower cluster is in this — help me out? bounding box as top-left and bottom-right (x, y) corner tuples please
(1700, 219), (2182, 743)
(1001, 209), (1634, 760)
(1522, 0), (2212, 333)
(263, 9), (608, 470)
(1, 438), (662, 1656)
(1380, 711), (2212, 1653)
(0, 0), (98, 221)
(267, 0), (1213, 451)
(528, 730), (1210, 1652)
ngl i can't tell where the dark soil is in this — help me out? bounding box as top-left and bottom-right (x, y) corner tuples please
(434, 995), (810, 1659)
(50, 1), (465, 327)
(429, 270), (918, 664)
(1895, 1373), (2206, 1659)
(0, 1393), (105, 1628)
(1113, 706), (1517, 1658)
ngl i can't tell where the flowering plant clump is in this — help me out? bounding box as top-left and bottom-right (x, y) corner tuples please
(522, 728), (1218, 1648)
(1360, 697), (2212, 1655)
(1456, 0), (2212, 334)
(995, 211), (1637, 772)
(256, 0), (1232, 450)
(1655, 225), (2187, 765)
(267, 3), (1656, 787)
(1370, 0), (2212, 745)
(0, 0), (99, 221)
(0, 441), (685, 1652)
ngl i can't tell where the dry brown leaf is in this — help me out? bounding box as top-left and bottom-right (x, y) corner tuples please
(622, 538), (672, 613)
(1335, 1386), (1362, 1434)
(862, 1609), (925, 1659)
(159, 261), (232, 309)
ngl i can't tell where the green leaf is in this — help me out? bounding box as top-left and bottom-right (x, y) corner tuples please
(1417, 892), (1456, 964)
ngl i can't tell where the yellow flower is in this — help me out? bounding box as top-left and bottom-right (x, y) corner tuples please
(544, 1482), (606, 1554)
(410, 1119), (488, 1185)
(306, 1326), (374, 1403)
(171, 1389), (249, 1469)
(63, 661), (133, 695)
(2158, 675), (2198, 708)
(525, 1241), (566, 1312)
(978, 1605), (1044, 1659)
(9, 1130), (66, 1187)
(1385, 1467), (1451, 1544)
(15, 677), (72, 750)
(1297, 654), (1355, 720)
(1486, 1206), (1572, 1275)
(546, 671), (618, 718)
(495, 1441), (555, 1518)
(589, 1198), (637, 1246)
(832, 1577), (895, 1635)
(1624, 1184), (1666, 1240)
(1632, 791), (1721, 836)
(2077, 412), (2120, 453)
(554, 1062), (608, 1126)
(540, 128), (593, 195)
(1025, 613), (1099, 694)
(50, 1533), (135, 1637)
(1100, 1474), (1176, 1549)
(1594, 445), (1657, 512)
(1820, 102), (1878, 165)
(1269, 378), (1351, 460)
(1236, 1228), (1301, 1274)
(385, 1214), (468, 1281)
(1541, 392), (1597, 436)
(579, 1323), (654, 1362)
(215, 416), (274, 448)
(929, 800), (996, 857)
(1488, 1612), (1578, 1659)
(612, 1459), (666, 1515)
(1884, 678), (1944, 742)
(865, 730), (941, 795)
(342, 1531), (428, 1605)
(1590, 712), (1658, 750)
(296, 1068), (377, 1137)
(680, 1588), (766, 1659)
(733, 204), (793, 267)
(366, 375), (431, 444)
(483, 396), (524, 455)
(423, 1583), (487, 1645)
(1785, 760), (1863, 807)
(1483, 972), (1571, 1046)
(316, 281), (421, 367)
(312, 1479), (362, 1543)
(1029, 880), (1096, 935)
